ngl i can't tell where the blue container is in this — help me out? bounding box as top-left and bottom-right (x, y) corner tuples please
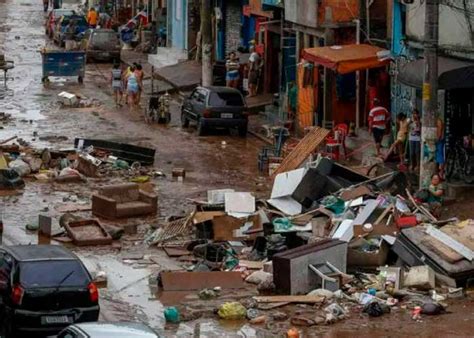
(41, 51), (86, 83)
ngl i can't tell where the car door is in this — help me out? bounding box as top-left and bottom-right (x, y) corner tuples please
(183, 89), (200, 121)
(193, 88), (208, 119)
(0, 251), (13, 302)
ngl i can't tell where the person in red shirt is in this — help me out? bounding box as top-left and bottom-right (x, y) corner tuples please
(368, 98), (390, 157)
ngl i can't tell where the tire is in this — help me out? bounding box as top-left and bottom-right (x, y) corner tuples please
(445, 150), (455, 179)
(197, 119), (206, 136)
(181, 110), (189, 128)
(238, 125), (248, 137)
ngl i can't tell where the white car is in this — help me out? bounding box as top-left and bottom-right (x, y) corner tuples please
(57, 322), (160, 338)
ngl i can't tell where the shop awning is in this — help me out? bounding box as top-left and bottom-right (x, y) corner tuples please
(302, 44), (390, 74)
(397, 57), (474, 89)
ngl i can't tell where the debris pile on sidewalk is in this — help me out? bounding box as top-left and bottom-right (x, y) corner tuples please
(147, 151), (474, 331)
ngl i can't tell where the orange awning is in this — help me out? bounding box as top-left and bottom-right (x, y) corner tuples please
(302, 44), (390, 74)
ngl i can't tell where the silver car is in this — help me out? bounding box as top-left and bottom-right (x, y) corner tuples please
(57, 322), (160, 338)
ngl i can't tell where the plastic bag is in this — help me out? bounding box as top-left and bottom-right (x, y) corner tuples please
(9, 159), (31, 177)
(217, 302), (246, 320)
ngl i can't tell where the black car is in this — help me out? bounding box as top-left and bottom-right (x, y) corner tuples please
(181, 86), (248, 136)
(0, 245), (100, 337)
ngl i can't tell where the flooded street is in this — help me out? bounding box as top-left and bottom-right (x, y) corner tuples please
(0, 0), (268, 336)
(2, 0), (474, 337)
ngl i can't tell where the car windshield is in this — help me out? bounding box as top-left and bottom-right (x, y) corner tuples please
(62, 16), (87, 26)
(20, 260), (90, 288)
(209, 92), (244, 106)
(92, 31), (118, 44)
(54, 10), (74, 17)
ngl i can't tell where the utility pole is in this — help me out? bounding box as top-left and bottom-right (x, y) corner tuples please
(201, 0), (212, 86)
(420, 0), (439, 188)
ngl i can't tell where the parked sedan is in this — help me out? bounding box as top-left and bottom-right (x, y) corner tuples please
(45, 9), (75, 38)
(0, 245), (100, 337)
(58, 322), (160, 338)
(82, 29), (121, 62)
(181, 86), (248, 136)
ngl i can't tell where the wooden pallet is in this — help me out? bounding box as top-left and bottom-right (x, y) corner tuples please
(271, 127), (330, 178)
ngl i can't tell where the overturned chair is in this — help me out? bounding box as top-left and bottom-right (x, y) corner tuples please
(92, 183), (157, 219)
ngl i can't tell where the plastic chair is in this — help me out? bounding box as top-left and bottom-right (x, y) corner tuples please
(324, 123), (348, 161)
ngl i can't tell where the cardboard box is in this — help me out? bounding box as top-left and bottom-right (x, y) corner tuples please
(347, 238), (390, 268)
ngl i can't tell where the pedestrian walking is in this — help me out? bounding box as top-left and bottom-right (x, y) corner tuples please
(43, 0), (49, 12)
(134, 64), (144, 106)
(436, 116), (446, 179)
(385, 113), (409, 169)
(225, 52), (240, 89)
(368, 98), (390, 157)
(52, 0), (62, 9)
(126, 66), (139, 109)
(87, 7), (98, 28)
(111, 64), (123, 107)
(408, 108), (422, 172)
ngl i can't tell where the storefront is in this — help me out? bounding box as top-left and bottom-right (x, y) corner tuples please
(300, 44), (390, 132)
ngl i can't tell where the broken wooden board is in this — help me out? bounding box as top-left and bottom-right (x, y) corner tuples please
(55, 204), (92, 213)
(422, 236), (464, 264)
(271, 127), (330, 178)
(426, 225), (473, 261)
(162, 247), (190, 258)
(340, 185), (372, 201)
(257, 302), (289, 310)
(238, 260), (264, 270)
(160, 271), (245, 291)
(253, 295), (325, 304)
(193, 211), (226, 224)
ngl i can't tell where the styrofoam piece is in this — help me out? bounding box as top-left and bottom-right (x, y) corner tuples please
(58, 91), (78, 106)
(208, 189), (235, 204)
(225, 192), (255, 214)
(267, 196), (302, 216)
(332, 219), (354, 242)
(271, 168), (306, 199)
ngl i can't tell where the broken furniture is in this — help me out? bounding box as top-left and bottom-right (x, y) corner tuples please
(92, 183), (157, 219)
(74, 138), (156, 165)
(159, 271), (244, 291)
(392, 226), (474, 287)
(273, 239), (347, 294)
(63, 219), (113, 246)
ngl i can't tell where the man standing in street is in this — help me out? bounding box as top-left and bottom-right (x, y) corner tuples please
(87, 7), (98, 28)
(368, 98), (390, 157)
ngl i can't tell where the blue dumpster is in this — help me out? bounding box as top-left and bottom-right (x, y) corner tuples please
(41, 50), (86, 83)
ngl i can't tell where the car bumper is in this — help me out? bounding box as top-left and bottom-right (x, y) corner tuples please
(87, 50), (121, 60)
(10, 305), (100, 334)
(201, 117), (248, 129)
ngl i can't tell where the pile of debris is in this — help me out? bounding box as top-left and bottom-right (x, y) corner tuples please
(0, 136), (158, 188)
(147, 130), (473, 332)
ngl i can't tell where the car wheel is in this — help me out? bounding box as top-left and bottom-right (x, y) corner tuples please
(197, 119), (206, 136)
(181, 110), (189, 128)
(238, 125), (248, 137)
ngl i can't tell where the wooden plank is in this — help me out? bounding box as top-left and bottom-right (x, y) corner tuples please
(239, 260), (264, 270)
(253, 295), (325, 304)
(426, 225), (473, 261)
(374, 204), (393, 225)
(193, 211), (226, 224)
(160, 271), (245, 291)
(406, 189), (437, 222)
(257, 302), (289, 310)
(162, 247), (190, 257)
(271, 127), (330, 177)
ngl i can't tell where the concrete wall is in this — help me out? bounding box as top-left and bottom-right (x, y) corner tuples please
(168, 0), (188, 50)
(225, 0), (242, 55)
(405, 0), (474, 55)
